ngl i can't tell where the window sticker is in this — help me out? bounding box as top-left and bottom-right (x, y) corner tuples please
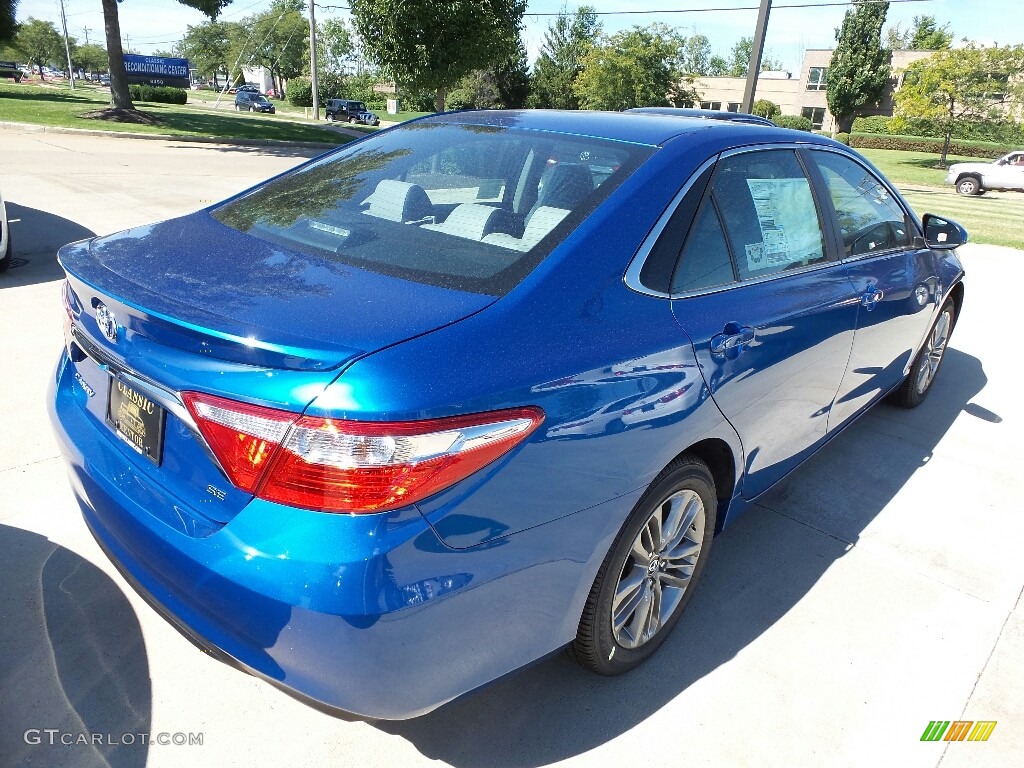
(744, 178), (823, 272)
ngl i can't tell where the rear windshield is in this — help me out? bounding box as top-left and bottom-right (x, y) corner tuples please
(212, 122), (652, 295)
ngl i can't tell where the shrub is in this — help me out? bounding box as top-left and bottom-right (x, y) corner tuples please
(852, 115), (1024, 144)
(128, 85), (187, 104)
(772, 115), (813, 131)
(835, 132), (850, 145)
(849, 133), (1014, 158)
(286, 72), (352, 107)
(751, 99), (780, 120)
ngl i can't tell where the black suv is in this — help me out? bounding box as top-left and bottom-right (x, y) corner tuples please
(234, 92), (276, 114)
(325, 99), (379, 125)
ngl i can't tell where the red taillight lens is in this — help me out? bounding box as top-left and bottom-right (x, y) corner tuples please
(182, 392), (544, 514)
(183, 392), (294, 493)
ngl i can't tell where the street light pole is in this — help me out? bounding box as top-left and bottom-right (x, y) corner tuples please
(741, 0), (773, 113)
(308, 1), (319, 120)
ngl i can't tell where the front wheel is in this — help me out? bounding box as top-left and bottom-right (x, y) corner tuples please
(0, 230), (11, 273)
(956, 176), (981, 196)
(571, 456), (717, 675)
(892, 302), (955, 408)
(348, 117), (356, 124)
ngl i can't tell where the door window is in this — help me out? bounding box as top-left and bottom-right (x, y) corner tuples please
(710, 150), (830, 281)
(809, 151), (911, 258)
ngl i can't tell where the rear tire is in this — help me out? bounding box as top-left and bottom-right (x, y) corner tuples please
(571, 455), (717, 675)
(892, 302), (955, 408)
(956, 176), (981, 196)
(0, 231), (11, 273)
(348, 117), (356, 124)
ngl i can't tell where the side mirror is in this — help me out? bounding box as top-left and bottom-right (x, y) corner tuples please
(922, 214), (968, 250)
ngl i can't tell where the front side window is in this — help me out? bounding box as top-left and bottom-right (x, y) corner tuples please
(212, 122), (650, 295)
(809, 151), (911, 257)
(807, 67), (827, 91)
(711, 150), (830, 281)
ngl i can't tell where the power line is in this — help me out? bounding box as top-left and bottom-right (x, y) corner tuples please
(522, 0), (936, 16)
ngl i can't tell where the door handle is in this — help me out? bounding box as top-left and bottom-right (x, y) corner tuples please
(710, 324), (756, 355)
(861, 287), (884, 310)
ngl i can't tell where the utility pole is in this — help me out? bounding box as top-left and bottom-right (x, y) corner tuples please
(59, 0), (76, 89)
(741, 0), (773, 113)
(308, 1), (319, 120)
(82, 25), (92, 45)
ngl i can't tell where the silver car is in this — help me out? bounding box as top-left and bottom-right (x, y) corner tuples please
(945, 150), (1024, 195)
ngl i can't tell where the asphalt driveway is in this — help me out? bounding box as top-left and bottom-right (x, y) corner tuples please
(1, 127), (1020, 768)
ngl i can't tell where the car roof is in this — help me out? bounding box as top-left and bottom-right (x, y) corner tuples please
(625, 107), (774, 126)
(421, 109), (826, 149)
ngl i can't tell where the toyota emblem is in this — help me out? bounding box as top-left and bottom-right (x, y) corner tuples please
(95, 303), (119, 344)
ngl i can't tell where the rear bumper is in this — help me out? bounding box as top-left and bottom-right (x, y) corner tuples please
(49, 351), (628, 719)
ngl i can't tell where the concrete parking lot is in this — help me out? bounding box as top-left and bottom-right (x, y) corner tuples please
(1, 127), (1021, 768)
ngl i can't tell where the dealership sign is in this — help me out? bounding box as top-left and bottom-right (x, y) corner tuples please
(123, 54), (190, 89)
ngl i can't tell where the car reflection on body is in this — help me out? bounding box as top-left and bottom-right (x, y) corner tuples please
(50, 109), (967, 719)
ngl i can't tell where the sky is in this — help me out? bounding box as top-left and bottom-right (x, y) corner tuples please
(14, 0), (1024, 74)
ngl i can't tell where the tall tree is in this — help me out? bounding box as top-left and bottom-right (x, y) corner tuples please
(102, 0), (234, 111)
(177, 21), (235, 83)
(895, 44), (1024, 165)
(573, 24), (698, 111)
(679, 33), (712, 76)
(450, 37), (530, 110)
(318, 17), (353, 75)
(530, 5), (601, 110)
(826, 0), (891, 133)
(233, 0), (307, 95)
(350, 0), (525, 112)
(726, 36), (783, 77)
(1, 0), (17, 45)
(14, 18), (63, 79)
(74, 43), (107, 73)
(909, 15), (953, 50)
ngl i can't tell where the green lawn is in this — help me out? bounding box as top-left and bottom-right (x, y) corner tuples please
(0, 81), (350, 145)
(858, 148), (1023, 249)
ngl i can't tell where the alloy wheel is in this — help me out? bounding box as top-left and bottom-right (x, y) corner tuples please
(612, 489), (705, 649)
(916, 309), (951, 395)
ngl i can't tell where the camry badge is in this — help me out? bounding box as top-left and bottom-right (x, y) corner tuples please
(95, 303), (119, 344)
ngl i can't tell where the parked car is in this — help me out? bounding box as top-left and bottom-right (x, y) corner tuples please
(234, 92), (276, 113)
(325, 98), (379, 125)
(0, 186), (11, 273)
(99, 73), (110, 86)
(230, 83), (260, 95)
(50, 109), (967, 720)
(945, 150), (1024, 195)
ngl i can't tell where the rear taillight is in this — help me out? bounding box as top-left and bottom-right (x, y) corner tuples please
(183, 391), (543, 514)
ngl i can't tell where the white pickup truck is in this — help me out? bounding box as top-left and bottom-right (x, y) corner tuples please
(945, 151), (1024, 195)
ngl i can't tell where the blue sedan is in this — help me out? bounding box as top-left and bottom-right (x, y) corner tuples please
(50, 110), (966, 719)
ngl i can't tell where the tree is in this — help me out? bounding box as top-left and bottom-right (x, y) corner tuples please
(826, 0), (891, 134)
(707, 54), (729, 76)
(318, 17), (353, 75)
(101, 0), (235, 112)
(1, 0), (17, 45)
(679, 33), (712, 76)
(530, 5), (600, 109)
(233, 0), (308, 96)
(450, 38), (530, 110)
(350, 0), (525, 112)
(909, 15), (953, 50)
(895, 44), (1024, 165)
(14, 18), (63, 79)
(726, 36), (783, 77)
(73, 43), (107, 73)
(574, 24), (698, 112)
(177, 21), (235, 83)
(886, 16), (952, 50)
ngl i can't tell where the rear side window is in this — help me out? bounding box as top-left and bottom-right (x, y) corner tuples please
(671, 200), (735, 293)
(213, 123), (650, 295)
(809, 150), (911, 257)
(711, 150), (830, 281)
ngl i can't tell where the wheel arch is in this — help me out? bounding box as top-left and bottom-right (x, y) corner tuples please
(667, 437), (738, 534)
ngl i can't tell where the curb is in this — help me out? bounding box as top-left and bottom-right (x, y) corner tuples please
(0, 120), (343, 150)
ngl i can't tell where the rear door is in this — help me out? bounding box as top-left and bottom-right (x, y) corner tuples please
(804, 148), (940, 428)
(670, 147), (859, 499)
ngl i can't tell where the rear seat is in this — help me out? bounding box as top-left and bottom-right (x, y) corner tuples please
(483, 207), (571, 252)
(421, 203), (502, 241)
